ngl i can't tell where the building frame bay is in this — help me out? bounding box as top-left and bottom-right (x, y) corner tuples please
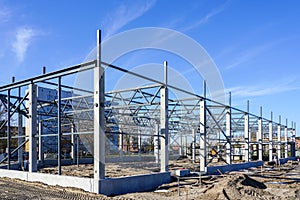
(0, 29), (296, 194)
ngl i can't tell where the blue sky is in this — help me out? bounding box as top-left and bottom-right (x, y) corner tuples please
(0, 0), (299, 132)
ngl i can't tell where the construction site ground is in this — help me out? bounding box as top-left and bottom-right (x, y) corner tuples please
(0, 160), (300, 199)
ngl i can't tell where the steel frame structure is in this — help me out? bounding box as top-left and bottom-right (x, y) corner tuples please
(0, 30), (296, 192)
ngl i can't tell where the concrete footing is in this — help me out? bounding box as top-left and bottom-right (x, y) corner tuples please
(0, 169), (95, 192)
(207, 157), (297, 175)
(279, 157), (296, 165)
(207, 161), (264, 175)
(98, 172), (171, 196)
(0, 168), (170, 196)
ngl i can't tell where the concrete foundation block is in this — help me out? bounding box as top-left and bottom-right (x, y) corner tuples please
(98, 172), (171, 196)
(207, 161), (264, 175)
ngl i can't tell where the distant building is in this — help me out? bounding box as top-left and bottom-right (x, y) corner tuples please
(295, 137), (300, 149)
(295, 137), (300, 157)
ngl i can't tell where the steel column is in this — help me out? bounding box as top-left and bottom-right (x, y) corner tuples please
(284, 119), (288, 158)
(277, 116), (281, 159)
(154, 124), (160, 164)
(184, 134), (187, 157)
(76, 135), (79, 166)
(17, 87), (23, 166)
(71, 123), (76, 162)
(269, 112), (273, 162)
(138, 128), (142, 157)
(38, 120), (44, 163)
(192, 129), (196, 163)
(119, 132), (124, 158)
(291, 122), (296, 157)
(160, 61), (169, 172)
(199, 81), (207, 173)
(94, 29), (105, 187)
(226, 92), (232, 164)
(57, 77), (62, 175)
(28, 83), (37, 172)
(7, 89), (11, 169)
(244, 100), (249, 162)
(258, 107), (263, 161)
(179, 130), (183, 156)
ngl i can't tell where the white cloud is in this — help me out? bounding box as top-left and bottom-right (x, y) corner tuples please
(12, 27), (39, 62)
(103, 0), (156, 39)
(226, 79), (300, 98)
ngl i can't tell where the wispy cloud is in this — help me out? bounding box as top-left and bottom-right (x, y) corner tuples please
(103, 0), (156, 39)
(0, 6), (11, 24)
(12, 27), (40, 62)
(182, 3), (227, 32)
(224, 44), (270, 70)
(226, 79), (300, 98)
(224, 37), (292, 70)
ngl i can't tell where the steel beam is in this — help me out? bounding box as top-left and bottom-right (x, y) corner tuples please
(29, 83), (37, 172)
(160, 61), (169, 172)
(0, 61), (96, 92)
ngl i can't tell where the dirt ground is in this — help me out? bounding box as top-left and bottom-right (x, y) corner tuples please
(38, 158), (219, 178)
(0, 161), (300, 199)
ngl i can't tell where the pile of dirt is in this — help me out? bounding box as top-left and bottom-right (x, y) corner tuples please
(202, 174), (271, 200)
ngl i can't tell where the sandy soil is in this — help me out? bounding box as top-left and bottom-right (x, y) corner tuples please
(0, 161), (299, 199)
(119, 161), (300, 200)
(38, 158), (210, 178)
(39, 162), (161, 178)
